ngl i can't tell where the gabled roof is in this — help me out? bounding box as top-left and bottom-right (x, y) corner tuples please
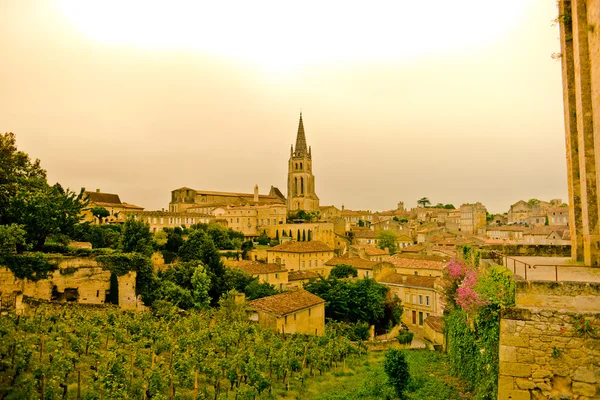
(288, 270), (319, 281)
(228, 260), (287, 275)
(85, 191), (121, 205)
(325, 256), (384, 270)
(389, 256), (446, 270)
(353, 230), (377, 239)
(248, 290), (324, 316)
(378, 272), (437, 289)
(268, 241), (333, 253)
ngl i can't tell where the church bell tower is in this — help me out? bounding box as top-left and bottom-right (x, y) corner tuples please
(287, 113), (319, 211)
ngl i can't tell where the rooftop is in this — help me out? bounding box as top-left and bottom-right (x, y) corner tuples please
(288, 270), (319, 281)
(248, 290), (324, 316)
(268, 240), (333, 253)
(228, 260), (287, 275)
(378, 272), (437, 289)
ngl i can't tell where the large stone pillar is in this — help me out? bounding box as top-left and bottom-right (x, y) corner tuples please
(560, 0), (600, 265)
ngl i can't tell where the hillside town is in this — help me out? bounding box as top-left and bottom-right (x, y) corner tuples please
(1, 1), (599, 399)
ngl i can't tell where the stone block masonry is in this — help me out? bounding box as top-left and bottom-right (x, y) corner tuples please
(498, 281), (600, 399)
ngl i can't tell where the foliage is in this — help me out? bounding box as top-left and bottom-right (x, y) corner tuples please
(0, 132), (47, 225)
(329, 264), (358, 279)
(383, 349), (410, 398)
(90, 206), (110, 222)
(396, 331), (414, 345)
(573, 317), (600, 338)
(178, 230), (227, 304)
(417, 197), (430, 208)
(153, 230), (168, 247)
(257, 230), (270, 246)
(377, 230), (398, 254)
(244, 280), (279, 300)
(0, 304), (360, 399)
(119, 217), (153, 256)
(7, 184), (87, 251)
(442, 254), (515, 399)
(72, 223), (121, 249)
(304, 276), (402, 332)
(527, 198), (540, 206)
(0, 252), (58, 281)
(0, 223), (26, 253)
(97, 252), (150, 276)
(287, 210), (321, 222)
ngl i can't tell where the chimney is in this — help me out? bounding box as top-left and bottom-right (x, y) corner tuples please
(254, 184), (259, 202)
(96, 189), (100, 193)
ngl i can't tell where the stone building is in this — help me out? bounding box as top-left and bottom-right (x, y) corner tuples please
(459, 202), (487, 234)
(248, 290), (325, 335)
(558, 0), (600, 265)
(225, 260), (288, 291)
(169, 185), (286, 213)
(83, 189), (144, 224)
(267, 240), (334, 274)
(287, 113), (320, 211)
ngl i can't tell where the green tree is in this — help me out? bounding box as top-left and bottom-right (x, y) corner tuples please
(417, 197), (430, 208)
(527, 198), (540, 206)
(191, 264), (211, 309)
(244, 281), (278, 300)
(8, 184), (87, 250)
(120, 217), (153, 256)
(444, 204), (456, 209)
(90, 206), (110, 223)
(257, 230), (270, 245)
(383, 349), (410, 398)
(377, 230), (398, 254)
(0, 224), (26, 253)
(329, 264), (358, 279)
(0, 132), (47, 225)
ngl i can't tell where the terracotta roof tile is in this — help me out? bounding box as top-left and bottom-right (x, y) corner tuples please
(425, 315), (443, 332)
(228, 260), (286, 275)
(268, 240), (333, 253)
(353, 230), (377, 238)
(248, 290), (324, 316)
(325, 256), (380, 270)
(389, 257), (446, 270)
(85, 191), (121, 205)
(288, 270), (319, 281)
(378, 272), (437, 288)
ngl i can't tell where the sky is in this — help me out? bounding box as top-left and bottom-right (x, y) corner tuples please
(1, 0), (567, 214)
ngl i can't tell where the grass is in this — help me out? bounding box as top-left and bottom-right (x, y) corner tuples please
(273, 346), (472, 400)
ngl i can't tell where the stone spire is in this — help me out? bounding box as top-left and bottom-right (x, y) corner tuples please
(294, 112), (308, 157)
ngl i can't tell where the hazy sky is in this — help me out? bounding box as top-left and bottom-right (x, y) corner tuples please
(2, 1), (567, 214)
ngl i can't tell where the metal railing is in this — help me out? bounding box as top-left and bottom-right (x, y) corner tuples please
(489, 250), (581, 282)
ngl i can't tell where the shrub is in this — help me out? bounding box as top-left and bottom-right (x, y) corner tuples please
(396, 331), (414, 345)
(383, 348), (410, 399)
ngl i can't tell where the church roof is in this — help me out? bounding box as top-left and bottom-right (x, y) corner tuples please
(293, 113), (309, 157)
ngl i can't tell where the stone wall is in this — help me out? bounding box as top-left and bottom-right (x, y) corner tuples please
(0, 256), (139, 310)
(498, 281), (600, 399)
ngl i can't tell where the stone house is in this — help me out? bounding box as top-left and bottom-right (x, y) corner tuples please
(248, 290), (325, 335)
(485, 226), (526, 242)
(377, 272), (441, 327)
(83, 189), (144, 224)
(388, 254), (447, 278)
(267, 241), (334, 275)
(523, 226), (571, 245)
(169, 185), (286, 213)
(348, 245), (390, 262)
(459, 202), (487, 234)
(352, 228), (379, 246)
(287, 270), (319, 289)
(224, 203), (287, 238)
(547, 207), (569, 226)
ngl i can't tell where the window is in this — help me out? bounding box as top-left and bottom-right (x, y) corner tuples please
(308, 308), (311, 316)
(419, 295), (423, 305)
(405, 294), (410, 303)
(275, 273), (279, 279)
(419, 312), (424, 325)
(285, 316), (288, 323)
(426, 296), (430, 306)
(412, 295), (417, 304)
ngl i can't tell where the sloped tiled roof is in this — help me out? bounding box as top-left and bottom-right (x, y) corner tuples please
(268, 240), (333, 253)
(248, 290), (324, 316)
(325, 256), (380, 270)
(425, 315), (443, 332)
(85, 191), (121, 205)
(378, 272), (437, 289)
(288, 270), (319, 281)
(353, 230), (377, 239)
(402, 244), (425, 253)
(351, 245), (389, 256)
(228, 260), (286, 275)
(389, 257), (446, 270)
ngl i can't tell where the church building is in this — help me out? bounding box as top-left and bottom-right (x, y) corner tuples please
(287, 113), (320, 211)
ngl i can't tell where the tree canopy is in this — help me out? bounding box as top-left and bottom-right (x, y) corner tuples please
(377, 230), (398, 254)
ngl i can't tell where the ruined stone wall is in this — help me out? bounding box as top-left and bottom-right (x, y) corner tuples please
(0, 256), (138, 310)
(498, 281), (600, 399)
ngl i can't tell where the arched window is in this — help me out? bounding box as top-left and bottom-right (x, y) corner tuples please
(301, 177), (304, 194)
(300, 162), (303, 169)
(294, 177), (298, 195)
